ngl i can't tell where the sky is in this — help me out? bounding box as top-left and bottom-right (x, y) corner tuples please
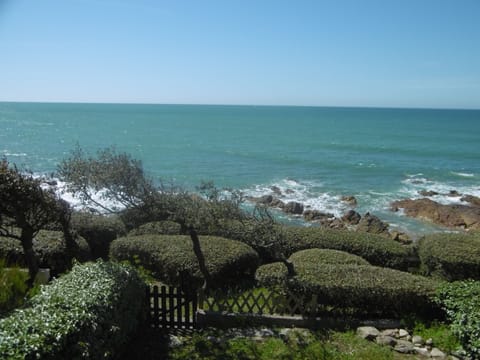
(0, 0), (479, 109)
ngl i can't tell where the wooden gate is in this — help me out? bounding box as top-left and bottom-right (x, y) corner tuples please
(146, 285), (198, 330)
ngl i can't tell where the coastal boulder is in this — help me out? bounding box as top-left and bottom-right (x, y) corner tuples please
(283, 201), (304, 215)
(418, 190), (439, 197)
(341, 210), (361, 225)
(391, 198), (480, 230)
(341, 195), (358, 206)
(461, 194), (480, 207)
(356, 213), (389, 235)
(303, 210), (334, 222)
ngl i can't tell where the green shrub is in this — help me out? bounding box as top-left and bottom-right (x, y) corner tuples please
(0, 260), (146, 359)
(418, 232), (480, 281)
(0, 230), (91, 276)
(281, 226), (415, 270)
(255, 262), (289, 287)
(288, 248), (371, 266)
(256, 251), (437, 317)
(290, 264), (437, 317)
(127, 220), (182, 236)
(71, 212), (127, 260)
(110, 234), (260, 288)
(0, 259), (29, 316)
(435, 280), (480, 358)
(204, 219), (289, 262)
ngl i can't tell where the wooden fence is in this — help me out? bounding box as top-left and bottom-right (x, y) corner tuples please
(146, 285), (197, 330)
(146, 285), (401, 331)
(199, 288), (320, 317)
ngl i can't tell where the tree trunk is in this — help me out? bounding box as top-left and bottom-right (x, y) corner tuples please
(20, 227), (39, 287)
(59, 212), (78, 264)
(189, 227), (211, 290)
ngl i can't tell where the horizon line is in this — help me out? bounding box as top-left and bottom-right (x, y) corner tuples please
(0, 100), (479, 111)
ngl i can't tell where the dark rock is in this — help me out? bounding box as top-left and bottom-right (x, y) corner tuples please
(283, 201), (304, 215)
(270, 198), (286, 208)
(270, 186), (282, 196)
(461, 194), (480, 207)
(303, 210), (334, 221)
(391, 198), (480, 230)
(448, 190), (461, 197)
(390, 231), (412, 244)
(356, 212), (389, 235)
(341, 195), (358, 206)
(285, 189), (295, 194)
(329, 218), (346, 230)
(341, 210), (361, 225)
(249, 195), (284, 208)
(419, 190), (439, 197)
(258, 195), (274, 204)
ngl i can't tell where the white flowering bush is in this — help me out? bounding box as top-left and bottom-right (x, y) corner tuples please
(0, 260), (146, 359)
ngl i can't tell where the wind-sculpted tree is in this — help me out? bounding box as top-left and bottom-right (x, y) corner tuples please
(58, 145), (160, 215)
(57, 146), (294, 290)
(0, 160), (75, 286)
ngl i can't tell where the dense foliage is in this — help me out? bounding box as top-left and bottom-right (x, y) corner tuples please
(0, 160), (75, 283)
(418, 232), (480, 281)
(0, 261), (146, 359)
(127, 220), (182, 236)
(288, 248), (371, 266)
(58, 145), (159, 215)
(435, 280), (480, 358)
(71, 212), (127, 259)
(0, 230), (90, 276)
(280, 226), (416, 270)
(0, 259), (29, 316)
(256, 248), (437, 317)
(110, 234), (259, 288)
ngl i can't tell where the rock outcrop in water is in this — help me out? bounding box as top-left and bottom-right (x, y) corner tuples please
(391, 197), (480, 230)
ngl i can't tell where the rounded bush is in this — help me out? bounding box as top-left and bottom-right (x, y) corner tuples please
(0, 230), (90, 276)
(288, 248), (370, 266)
(127, 220), (182, 236)
(289, 263), (437, 317)
(110, 234), (260, 288)
(281, 226), (415, 270)
(71, 212), (127, 260)
(255, 262), (289, 287)
(0, 261), (146, 359)
(256, 249), (437, 317)
(418, 232), (480, 281)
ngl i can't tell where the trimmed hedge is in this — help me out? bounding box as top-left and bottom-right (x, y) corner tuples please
(256, 249), (437, 317)
(280, 226), (416, 270)
(110, 234), (260, 288)
(255, 262), (289, 287)
(418, 232), (480, 281)
(127, 220), (182, 236)
(435, 280), (480, 358)
(289, 263), (437, 316)
(0, 261), (146, 359)
(0, 230), (91, 276)
(288, 248), (371, 266)
(71, 212), (127, 260)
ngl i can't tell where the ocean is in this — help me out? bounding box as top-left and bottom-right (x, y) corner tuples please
(1, 102), (479, 236)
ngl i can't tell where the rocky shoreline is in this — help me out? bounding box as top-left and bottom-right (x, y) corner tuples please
(247, 186), (480, 241)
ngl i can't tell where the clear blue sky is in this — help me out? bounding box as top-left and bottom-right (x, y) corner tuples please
(1, 0), (479, 109)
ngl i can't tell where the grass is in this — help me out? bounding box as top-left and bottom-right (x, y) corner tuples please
(412, 320), (461, 354)
(121, 328), (432, 360)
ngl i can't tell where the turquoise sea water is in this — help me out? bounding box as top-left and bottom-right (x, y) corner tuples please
(1, 102), (479, 235)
